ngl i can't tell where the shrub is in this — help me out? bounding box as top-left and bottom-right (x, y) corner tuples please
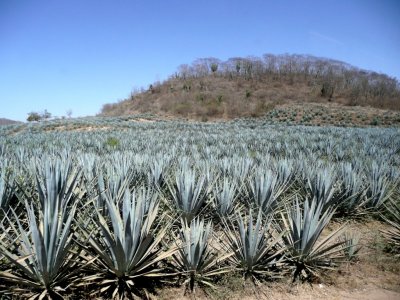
(105, 136), (120, 148)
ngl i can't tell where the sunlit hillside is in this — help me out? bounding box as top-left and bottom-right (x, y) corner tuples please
(100, 54), (400, 121)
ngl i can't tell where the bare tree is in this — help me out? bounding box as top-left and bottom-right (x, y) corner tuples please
(42, 109), (51, 120)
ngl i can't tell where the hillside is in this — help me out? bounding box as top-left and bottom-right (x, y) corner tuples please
(0, 118), (21, 126)
(100, 54), (400, 123)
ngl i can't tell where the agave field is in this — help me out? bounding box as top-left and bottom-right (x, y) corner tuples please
(0, 117), (399, 299)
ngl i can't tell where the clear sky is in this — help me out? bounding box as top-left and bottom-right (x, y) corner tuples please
(1, 0), (399, 121)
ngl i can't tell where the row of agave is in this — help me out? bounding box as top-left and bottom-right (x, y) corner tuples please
(0, 156), (397, 299)
(1, 121), (399, 161)
(1, 151), (398, 217)
(0, 120), (399, 299)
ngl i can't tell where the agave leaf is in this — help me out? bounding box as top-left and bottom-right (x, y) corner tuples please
(0, 268), (41, 288)
(281, 197), (347, 281)
(168, 167), (208, 222)
(310, 224), (347, 258)
(380, 199), (400, 251)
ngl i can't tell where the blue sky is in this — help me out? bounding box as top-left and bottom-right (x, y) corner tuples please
(1, 0), (399, 121)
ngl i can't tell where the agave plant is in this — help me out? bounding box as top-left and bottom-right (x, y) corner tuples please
(168, 167), (208, 222)
(148, 158), (167, 188)
(365, 162), (393, 209)
(336, 163), (366, 217)
(0, 159), (15, 212)
(280, 197), (346, 282)
(274, 158), (295, 191)
(231, 157), (254, 183)
(96, 168), (132, 209)
(222, 209), (285, 281)
(340, 231), (361, 261)
(0, 159), (82, 299)
(247, 170), (284, 216)
(78, 186), (175, 299)
(173, 217), (230, 293)
(213, 177), (238, 217)
(307, 167), (339, 213)
(78, 153), (101, 199)
(380, 198), (400, 254)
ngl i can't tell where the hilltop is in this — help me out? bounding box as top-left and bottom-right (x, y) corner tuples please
(99, 54), (400, 124)
(0, 118), (21, 126)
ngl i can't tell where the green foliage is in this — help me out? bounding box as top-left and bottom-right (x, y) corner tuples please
(210, 63), (218, 74)
(370, 117), (380, 126)
(105, 136), (120, 148)
(26, 110), (52, 122)
(26, 111), (41, 122)
(196, 93), (205, 102)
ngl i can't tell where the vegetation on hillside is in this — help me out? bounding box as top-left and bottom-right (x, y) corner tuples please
(26, 110), (52, 122)
(2, 105), (400, 140)
(0, 118), (21, 126)
(100, 54), (400, 119)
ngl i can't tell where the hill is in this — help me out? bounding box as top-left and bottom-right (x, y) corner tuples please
(0, 118), (21, 126)
(99, 54), (400, 122)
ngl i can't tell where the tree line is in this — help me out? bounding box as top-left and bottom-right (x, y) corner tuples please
(27, 109), (73, 122)
(175, 54), (399, 107)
